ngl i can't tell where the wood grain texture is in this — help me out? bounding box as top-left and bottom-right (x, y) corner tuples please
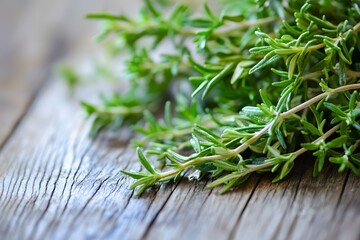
(0, 1), (359, 240)
(0, 0), (69, 146)
(0, 0), (139, 147)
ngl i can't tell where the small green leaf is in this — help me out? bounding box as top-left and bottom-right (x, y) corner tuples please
(190, 134), (202, 153)
(301, 143), (319, 150)
(186, 18), (214, 28)
(202, 62), (237, 99)
(230, 63), (246, 84)
(283, 20), (302, 35)
(313, 154), (325, 177)
(329, 156), (348, 173)
(274, 48), (300, 55)
(145, 0), (161, 18)
(281, 160), (294, 179)
(323, 102), (347, 118)
(249, 46), (273, 55)
(193, 124), (224, 147)
(207, 172), (245, 188)
(219, 174), (250, 194)
(167, 149), (189, 162)
(59, 66), (80, 87)
(135, 180), (157, 195)
(81, 102), (97, 115)
(271, 68), (289, 78)
(144, 110), (158, 130)
(213, 147), (231, 155)
(120, 170), (151, 179)
(351, 153), (360, 164)
(219, 178), (239, 194)
(349, 91), (358, 110)
(272, 79), (293, 87)
(192, 80), (209, 98)
(276, 128), (287, 149)
(307, 14), (336, 29)
(129, 176), (154, 190)
(137, 147), (156, 174)
(85, 13), (129, 21)
(212, 160), (238, 171)
(288, 53), (299, 80)
(259, 89), (274, 107)
(323, 39), (341, 51)
(273, 160), (294, 182)
(165, 153), (182, 167)
(326, 135), (348, 149)
(302, 120), (321, 136)
(249, 52), (282, 74)
(203, 1), (219, 22)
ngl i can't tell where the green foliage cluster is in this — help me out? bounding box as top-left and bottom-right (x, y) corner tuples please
(75, 0), (360, 194)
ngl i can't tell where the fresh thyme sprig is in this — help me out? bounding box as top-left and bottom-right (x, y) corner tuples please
(122, 83), (360, 194)
(76, 0), (360, 194)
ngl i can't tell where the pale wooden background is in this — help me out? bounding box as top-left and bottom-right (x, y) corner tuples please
(0, 1), (359, 239)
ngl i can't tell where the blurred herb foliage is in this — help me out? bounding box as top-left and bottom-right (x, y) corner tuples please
(69, 0), (360, 195)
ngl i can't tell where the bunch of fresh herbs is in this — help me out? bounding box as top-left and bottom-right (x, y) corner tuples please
(72, 0), (360, 195)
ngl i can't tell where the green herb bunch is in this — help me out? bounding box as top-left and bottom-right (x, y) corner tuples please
(79, 0), (360, 195)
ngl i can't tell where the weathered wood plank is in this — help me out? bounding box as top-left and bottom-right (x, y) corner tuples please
(0, 1), (359, 240)
(0, 0), (139, 148)
(0, 78), (174, 239)
(144, 176), (261, 240)
(229, 162), (355, 240)
(331, 173), (360, 240)
(0, 0), (69, 147)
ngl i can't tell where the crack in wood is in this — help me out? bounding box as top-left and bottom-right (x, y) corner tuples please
(141, 181), (181, 239)
(228, 176), (262, 240)
(335, 169), (350, 209)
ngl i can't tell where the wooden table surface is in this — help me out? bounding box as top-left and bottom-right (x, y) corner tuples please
(0, 1), (359, 240)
